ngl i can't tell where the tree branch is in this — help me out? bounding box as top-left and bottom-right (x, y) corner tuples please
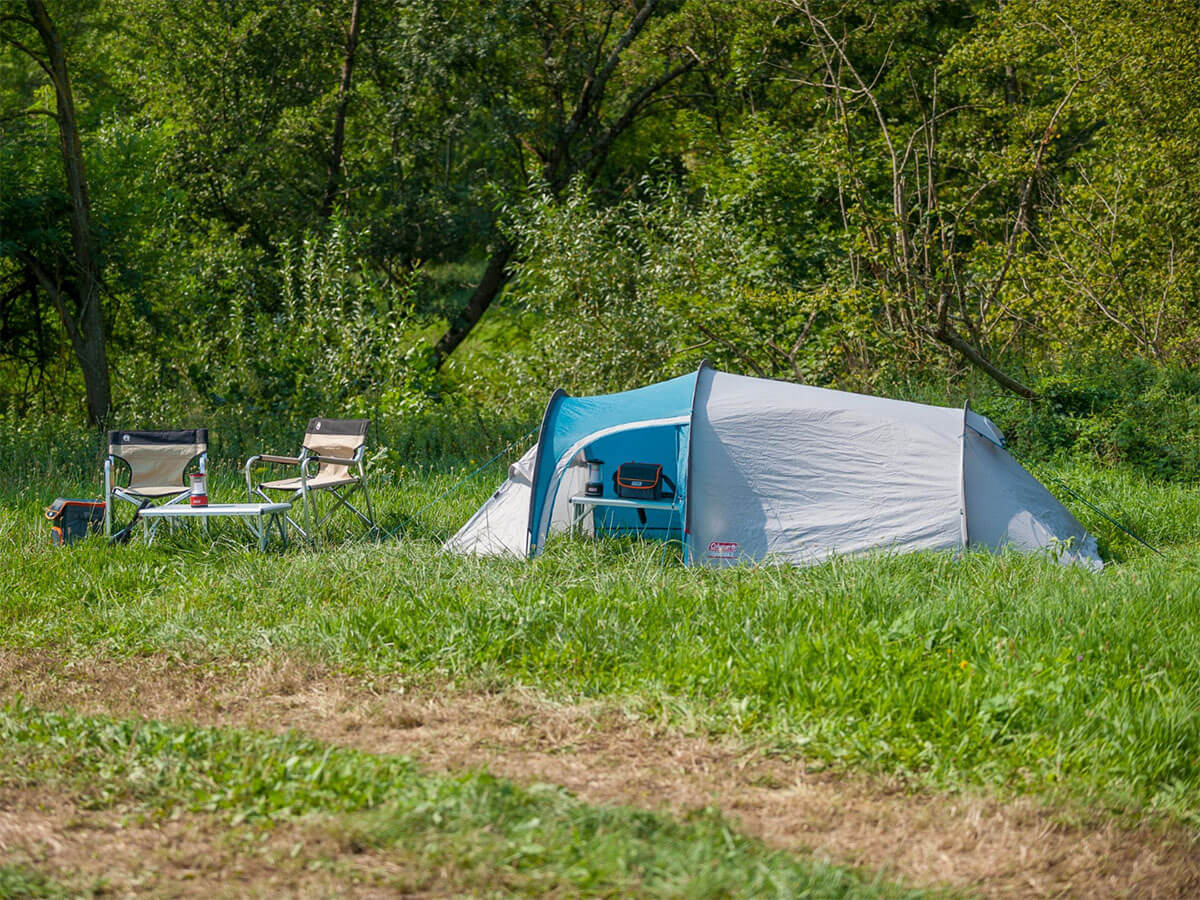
(571, 54), (700, 189)
(929, 306), (1036, 399)
(319, 0), (363, 218)
(24, 254), (84, 355)
(0, 107), (58, 123)
(0, 33), (55, 82)
(546, 0), (661, 180)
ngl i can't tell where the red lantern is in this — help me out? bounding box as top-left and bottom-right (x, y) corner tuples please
(189, 471), (208, 506)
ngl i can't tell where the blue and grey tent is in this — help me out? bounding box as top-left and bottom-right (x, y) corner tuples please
(446, 363), (1102, 569)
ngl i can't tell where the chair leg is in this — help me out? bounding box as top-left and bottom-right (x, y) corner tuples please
(287, 513), (309, 541)
(316, 486), (374, 533)
(305, 488), (317, 542)
(314, 489), (343, 531)
(253, 487), (309, 541)
(284, 489), (310, 541)
(104, 459), (112, 537)
(362, 478), (378, 535)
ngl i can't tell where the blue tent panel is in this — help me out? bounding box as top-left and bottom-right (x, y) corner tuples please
(527, 372), (697, 555)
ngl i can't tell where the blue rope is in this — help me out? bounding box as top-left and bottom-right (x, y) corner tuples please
(386, 426), (538, 540)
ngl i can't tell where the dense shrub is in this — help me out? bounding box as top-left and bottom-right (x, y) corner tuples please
(982, 360), (1200, 481)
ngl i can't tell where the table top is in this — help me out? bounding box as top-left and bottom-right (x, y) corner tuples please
(140, 502), (291, 517)
(568, 495), (679, 511)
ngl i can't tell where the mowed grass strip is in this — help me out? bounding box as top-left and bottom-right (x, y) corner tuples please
(3, 463), (1200, 819)
(0, 702), (930, 899)
(0, 864), (68, 899)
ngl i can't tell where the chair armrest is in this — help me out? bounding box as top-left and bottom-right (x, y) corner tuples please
(245, 454), (302, 470)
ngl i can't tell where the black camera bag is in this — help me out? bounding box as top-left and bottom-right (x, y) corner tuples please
(612, 462), (675, 502)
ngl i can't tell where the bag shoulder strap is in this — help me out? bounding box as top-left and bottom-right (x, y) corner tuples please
(660, 473), (676, 498)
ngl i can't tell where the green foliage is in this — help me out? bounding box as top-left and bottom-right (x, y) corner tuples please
(110, 0), (352, 244)
(211, 221), (419, 420)
(0, 865), (68, 900)
(6, 0), (1200, 421)
(979, 361), (1200, 480)
(507, 177), (862, 390)
(945, 0), (1200, 368)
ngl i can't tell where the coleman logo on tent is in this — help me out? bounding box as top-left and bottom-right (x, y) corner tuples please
(707, 540), (739, 559)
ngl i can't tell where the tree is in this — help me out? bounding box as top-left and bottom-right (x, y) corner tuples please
(1, 0), (111, 423)
(779, 0), (1058, 397)
(420, 0), (705, 369)
(962, 0), (1200, 368)
(117, 0), (364, 251)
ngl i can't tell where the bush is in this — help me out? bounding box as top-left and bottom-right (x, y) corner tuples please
(981, 359), (1200, 480)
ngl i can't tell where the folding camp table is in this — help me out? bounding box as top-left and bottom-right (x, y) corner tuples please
(568, 495), (681, 538)
(138, 502), (291, 550)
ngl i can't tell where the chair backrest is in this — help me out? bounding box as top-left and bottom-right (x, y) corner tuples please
(302, 418), (368, 480)
(108, 429), (208, 490)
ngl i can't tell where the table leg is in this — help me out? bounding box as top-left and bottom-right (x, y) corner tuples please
(257, 511), (267, 551)
(276, 512), (288, 549)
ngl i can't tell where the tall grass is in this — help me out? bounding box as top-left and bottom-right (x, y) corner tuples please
(3, 436), (1199, 822)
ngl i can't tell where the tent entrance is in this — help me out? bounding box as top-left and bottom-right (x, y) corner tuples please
(567, 422), (688, 545)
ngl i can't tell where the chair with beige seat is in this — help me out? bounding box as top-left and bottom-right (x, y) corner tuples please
(104, 429), (208, 536)
(244, 417), (377, 540)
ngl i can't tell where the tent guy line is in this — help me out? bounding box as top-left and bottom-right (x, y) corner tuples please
(385, 426), (540, 541)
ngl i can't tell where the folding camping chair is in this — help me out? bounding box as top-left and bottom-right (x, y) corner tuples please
(244, 417), (377, 540)
(104, 429), (208, 536)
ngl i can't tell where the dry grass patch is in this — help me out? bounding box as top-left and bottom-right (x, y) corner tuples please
(2, 648), (1199, 898)
(0, 785), (464, 898)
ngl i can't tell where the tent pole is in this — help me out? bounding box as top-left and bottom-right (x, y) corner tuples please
(959, 401), (971, 549)
(526, 388), (567, 558)
(682, 359), (712, 566)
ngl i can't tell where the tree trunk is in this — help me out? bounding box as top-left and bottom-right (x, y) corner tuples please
(429, 0), (695, 370)
(319, 0), (363, 219)
(431, 243), (513, 368)
(27, 0), (111, 425)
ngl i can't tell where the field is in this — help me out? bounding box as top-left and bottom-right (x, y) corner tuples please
(2, 428), (1199, 897)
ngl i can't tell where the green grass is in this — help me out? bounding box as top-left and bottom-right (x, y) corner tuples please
(3, 451), (1200, 825)
(0, 865), (69, 899)
(0, 702), (927, 898)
